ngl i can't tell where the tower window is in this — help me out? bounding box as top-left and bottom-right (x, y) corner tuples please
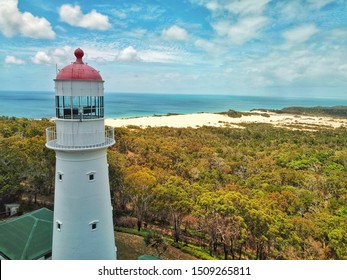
(89, 220), (99, 231)
(56, 220), (62, 231)
(87, 171), (96, 182)
(58, 172), (63, 181)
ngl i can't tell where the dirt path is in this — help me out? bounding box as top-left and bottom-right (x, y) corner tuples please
(115, 231), (198, 260)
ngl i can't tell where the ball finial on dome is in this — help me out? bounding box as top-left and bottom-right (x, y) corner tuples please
(74, 48), (84, 64)
(56, 48), (102, 80)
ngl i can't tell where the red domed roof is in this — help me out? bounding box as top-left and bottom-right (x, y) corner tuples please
(55, 48), (103, 81)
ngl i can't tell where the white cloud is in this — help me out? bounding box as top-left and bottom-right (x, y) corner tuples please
(27, 45), (181, 66)
(51, 46), (77, 65)
(0, 0), (55, 39)
(141, 5), (166, 20)
(139, 50), (181, 63)
(31, 51), (52, 64)
(112, 10), (127, 19)
(327, 28), (347, 45)
(115, 46), (141, 62)
(5, 55), (25, 65)
(233, 46), (347, 88)
(59, 4), (111, 30)
(192, 0), (270, 45)
(307, 0), (334, 10)
(226, 0), (270, 15)
(283, 24), (319, 45)
(125, 28), (147, 38)
(114, 46), (180, 64)
(277, 0), (333, 24)
(193, 0), (270, 15)
(213, 16), (268, 44)
(55, 25), (67, 32)
(276, 1), (307, 22)
(195, 39), (216, 52)
(52, 46), (72, 57)
(162, 25), (188, 41)
(194, 38), (227, 56)
(30, 46), (80, 65)
(205, 1), (219, 12)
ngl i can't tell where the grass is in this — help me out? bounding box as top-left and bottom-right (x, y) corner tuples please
(171, 242), (218, 260)
(115, 226), (218, 260)
(115, 226), (151, 237)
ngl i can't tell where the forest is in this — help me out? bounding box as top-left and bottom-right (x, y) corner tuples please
(258, 105), (347, 118)
(0, 114), (346, 260)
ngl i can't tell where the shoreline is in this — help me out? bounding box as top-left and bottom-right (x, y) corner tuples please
(105, 111), (347, 130)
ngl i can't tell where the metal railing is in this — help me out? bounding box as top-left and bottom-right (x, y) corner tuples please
(46, 126), (115, 151)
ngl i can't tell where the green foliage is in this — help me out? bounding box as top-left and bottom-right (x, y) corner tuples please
(108, 123), (347, 259)
(143, 231), (168, 257)
(123, 166), (157, 231)
(114, 226), (152, 236)
(171, 242), (218, 260)
(1, 116), (347, 260)
(0, 117), (54, 206)
(258, 106), (347, 118)
(221, 110), (243, 118)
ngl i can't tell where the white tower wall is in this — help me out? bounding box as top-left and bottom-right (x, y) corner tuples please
(55, 119), (105, 147)
(55, 80), (104, 96)
(52, 149), (116, 260)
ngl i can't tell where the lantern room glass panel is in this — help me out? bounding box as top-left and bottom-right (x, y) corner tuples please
(55, 96), (104, 119)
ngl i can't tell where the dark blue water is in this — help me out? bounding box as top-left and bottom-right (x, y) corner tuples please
(0, 91), (346, 119)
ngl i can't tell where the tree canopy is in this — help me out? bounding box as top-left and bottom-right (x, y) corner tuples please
(1, 116), (346, 259)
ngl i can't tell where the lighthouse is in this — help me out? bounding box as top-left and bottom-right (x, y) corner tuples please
(46, 48), (116, 260)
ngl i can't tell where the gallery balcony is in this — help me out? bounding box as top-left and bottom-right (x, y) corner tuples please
(45, 126), (115, 151)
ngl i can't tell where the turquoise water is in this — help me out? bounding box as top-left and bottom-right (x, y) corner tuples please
(0, 91), (346, 119)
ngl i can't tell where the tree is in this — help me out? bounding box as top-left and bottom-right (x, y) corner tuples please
(153, 176), (192, 243)
(23, 136), (55, 203)
(244, 201), (276, 260)
(328, 227), (347, 259)
(144, 231), (168, 257)
(0, 137), (26, 204)
(108, 150), (128, 212)
(124, 166), (156, 231)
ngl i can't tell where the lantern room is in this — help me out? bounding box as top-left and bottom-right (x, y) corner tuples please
(46, 48), (114, 151)
(54, 48), (104, 120)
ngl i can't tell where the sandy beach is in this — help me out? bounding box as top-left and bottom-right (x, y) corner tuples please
(105, 111), (347, 130)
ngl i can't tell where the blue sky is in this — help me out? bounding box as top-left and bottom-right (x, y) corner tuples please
(0, 0), (347, 97)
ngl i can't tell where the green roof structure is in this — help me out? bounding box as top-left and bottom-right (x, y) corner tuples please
(0, 208), (53, 260)
(138, 255), (161, 260)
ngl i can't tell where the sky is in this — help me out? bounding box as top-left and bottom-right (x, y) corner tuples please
(0, 0), (347, 97)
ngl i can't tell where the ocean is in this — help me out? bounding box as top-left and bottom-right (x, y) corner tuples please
(0, 91), (346, 119)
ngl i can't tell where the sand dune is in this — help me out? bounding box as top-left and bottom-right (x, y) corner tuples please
(105, 111), (347, 130)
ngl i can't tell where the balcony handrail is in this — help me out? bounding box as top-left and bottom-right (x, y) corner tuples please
(46, 126), (115, 150)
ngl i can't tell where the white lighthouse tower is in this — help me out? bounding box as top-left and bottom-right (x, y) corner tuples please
(46, 48), (116, 260)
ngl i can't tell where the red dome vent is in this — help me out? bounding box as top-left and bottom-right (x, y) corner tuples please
(55, 48), (103, 81)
